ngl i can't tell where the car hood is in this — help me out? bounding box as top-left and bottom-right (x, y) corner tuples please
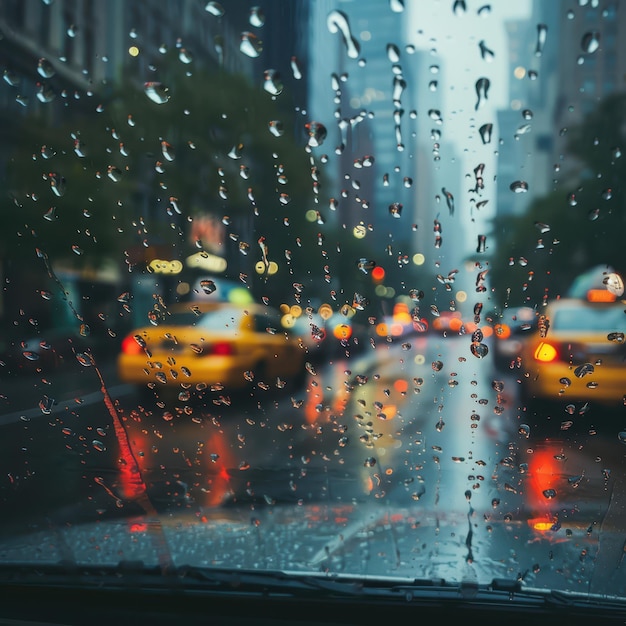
(0, 500), (623, 599)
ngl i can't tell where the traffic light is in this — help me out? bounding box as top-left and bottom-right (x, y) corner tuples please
(371, 266), (385, 283)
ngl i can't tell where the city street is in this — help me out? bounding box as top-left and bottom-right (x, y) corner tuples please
(2, 333), (624, 534)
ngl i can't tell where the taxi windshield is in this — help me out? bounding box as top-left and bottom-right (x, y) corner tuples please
(553, 305), (626, 332)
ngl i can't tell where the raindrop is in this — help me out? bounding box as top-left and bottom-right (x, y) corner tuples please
(263, 69), (283, 95)
(240, 31), (263, 58)
(199, 279), (216, 294)
(478, 40), (495, 62)
(205, 2), (225, 17)
(179, 49), (193, 64)
(542, 488), (557, 500)
(510, 180), (529, 193)
(107, 166), (122, 182)
(442, 188), (454, 215)
(478, 123), (493, 144)
(92, 440), (106, 452)
(161, 141), (175, 161)
(389, 0), (404, 12)
(474, 77), (490, 110)
(470, 343), (489, 358)
(144, 82), (170, 104)
(249, 6), (265, 27)
(559, 377), (572, 387)
(48, 173), (66, 197)
(357, 258), (376, 274)
(604, 272), (624, 297)
(608, 332), (625, 343)
(581, 31), (600, 54)
(387, 43), (400, 63)
(431, 360), (443, 371)
(76, 352), (92, 367)
(453, 0), (466, 15)
(305, 121), (327, 147)
(535, 24), (548, 56)
(37, 58), (55, 78)
(574, 363), (594, 378)
(290, 57), (302, 80)
(327, 10), (360, 59)
(518, 424), (531, 438)
(41, 206), (57, 222)
(389, 202), (403, 218)
(268, 120), (284, 137)
(364, 457), (376, 467)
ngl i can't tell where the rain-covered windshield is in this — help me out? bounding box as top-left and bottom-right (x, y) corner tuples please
(2, 0), (626, 607)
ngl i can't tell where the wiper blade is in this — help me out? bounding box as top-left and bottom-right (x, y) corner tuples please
(1, 561), (626, 618)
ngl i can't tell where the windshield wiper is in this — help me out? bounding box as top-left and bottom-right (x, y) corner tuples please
(2, 560), (626, 619)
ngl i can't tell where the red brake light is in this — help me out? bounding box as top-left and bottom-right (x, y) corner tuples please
(121, 335), (144, 355)
(211, 341), (234, 356)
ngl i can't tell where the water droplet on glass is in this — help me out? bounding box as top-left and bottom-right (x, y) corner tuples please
(478, 40), (495, 62)
(389, 202), (403, 218)
(205, 1), (225, 17)
(604, 273), (624, 297)
(581, 31), (600, 54)
(327, 10), (360, 59)
(478, 123), (493, 144)
(574, 363), (594, 378)
(474, 77), (490, 110)
(305, 121), (327, 147)
(364, 457), (376, 467)
(519, 424), (531, 438)
(290, 56), (302, 80)
(199, 279), (216, 295)
(510, 180), (529, 193)
(542, 488), (557, 500)
(535, 23), (548, 56)
(144, 82), (170, 104)
(92, 440), (106, 452)
(559, 377), (572, 387)
(453, 0), (466, 15)
(161, 141), (175, 161)
(268, 120), (284, 137)
(48, 173), (66, 196)
(263, 69), (283, 95)
(432, 360), (443, 371)
(387, 43), (400, 63)
(37, 58), (55, 78)
(389, 0), (404, 12)
(249, 6), (265, 27)
(608, 332), (625, 343)
(240, 31), (263, 57)
(470, 343), (489, 358)
(107, 166), (122, 182)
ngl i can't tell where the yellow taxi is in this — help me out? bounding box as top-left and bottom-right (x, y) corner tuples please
(117, 301), (306, 392)
(520, 290), (626, 405)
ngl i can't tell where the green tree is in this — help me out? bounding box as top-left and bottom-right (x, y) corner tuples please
(488, 92), (626, 308)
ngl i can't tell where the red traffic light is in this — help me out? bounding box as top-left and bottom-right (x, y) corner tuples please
(371, 266), (385, 282)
